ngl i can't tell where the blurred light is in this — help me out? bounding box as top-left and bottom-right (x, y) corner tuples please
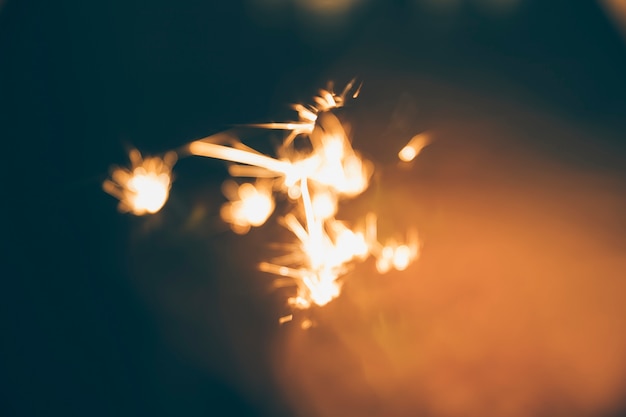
(398, 132), (431, 162)
(220, 180), (275, 234)
(103, 150), (176, 216)
(184, 81), (416, 312)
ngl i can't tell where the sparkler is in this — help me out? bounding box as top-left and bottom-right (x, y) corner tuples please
(103, 80), (422, 325)
(103, 149), (177, 215)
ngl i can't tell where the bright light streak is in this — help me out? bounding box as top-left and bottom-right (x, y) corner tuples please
(103, 150), (176, 215)
(278, 314), (293, 324)
(185, 81), (417, 312)
(188, 141), (292, 176)
(398, 132), (431, 162)
(270, 78), (363, 147)
(104, 79), (422, 322)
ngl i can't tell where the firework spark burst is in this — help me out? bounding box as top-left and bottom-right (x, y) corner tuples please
(104, 80), (420, 325)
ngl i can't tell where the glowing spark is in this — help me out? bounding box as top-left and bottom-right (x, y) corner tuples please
(398, 132), (431, 162)
(104, 79), (422, 322)
(188, 141), (292, 176)
(255, 78), (362, 146)
(103, 150), (176, 215)
(374, 231), (420, 274)
(220, 180), (275, 234)
(186, 81), (415, 310)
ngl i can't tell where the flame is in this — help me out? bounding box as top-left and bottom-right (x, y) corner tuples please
(103, 149), (176, 215)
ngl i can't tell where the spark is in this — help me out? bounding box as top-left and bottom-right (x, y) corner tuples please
(374, 230), (421, 274)
(250, 78), (363, 148)
(278, 314), (294, 325)
(220, 180), (275, 235)
(103, 149), (177, 215)
(104, 79), (422, 323)
(398, 132), (431, 162)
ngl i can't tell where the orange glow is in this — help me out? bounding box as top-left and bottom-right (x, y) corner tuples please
(398, 132), (431, 162)
(220, 180), (275, 234)
(270, 98), (626, 417)
(184, 81), (391, 312)
(311, 191), (337, 220)
(109, 80), (418, 316)
(102, 149), (176, 215)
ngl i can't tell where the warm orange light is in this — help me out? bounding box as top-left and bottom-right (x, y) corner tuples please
(103, 150), (176, 215)
(185, 82), (381, 310)
(109, 80), (420, 316)
(220, 180), (275, 234)
(398, 132), (431, 162)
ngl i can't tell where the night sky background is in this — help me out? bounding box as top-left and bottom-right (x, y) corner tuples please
(2, 0), (626, 416)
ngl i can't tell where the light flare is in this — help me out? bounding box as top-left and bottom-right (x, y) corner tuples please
(103, 150), (177, 215)
(104, 79), (422, 322)
(185, 81), (418, 312)
(220, 180), (275, 234)
(398, 132), (431, 162)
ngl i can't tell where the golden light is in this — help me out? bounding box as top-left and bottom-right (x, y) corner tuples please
(104, 79), (421, 321)
(311, 191), (337, 220)
(220, 180), (275, 234)
(103, 149), (176, 215)
(375, 231), (420, 274)
(398, 132), (431, 162)
(271, 104), (626, 417)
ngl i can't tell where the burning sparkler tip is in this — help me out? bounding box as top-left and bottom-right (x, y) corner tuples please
(103, 149), (176, 216)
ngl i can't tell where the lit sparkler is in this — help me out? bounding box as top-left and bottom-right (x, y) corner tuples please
(103, 80), (421, 324)
(249, 79), (362, 148)
(103, 149), (177, 215)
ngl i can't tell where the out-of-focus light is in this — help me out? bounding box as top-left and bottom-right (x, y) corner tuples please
(311, 191), (337, 220)
(220, 180), (275, 234)
(103, 150), (176, 215)
(398, 132), (431, 162)
(105, 79), (421, 321)
(376, 234), (420, 274)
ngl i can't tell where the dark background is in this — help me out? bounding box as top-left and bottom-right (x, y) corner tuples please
(2, 0), (626, 416)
